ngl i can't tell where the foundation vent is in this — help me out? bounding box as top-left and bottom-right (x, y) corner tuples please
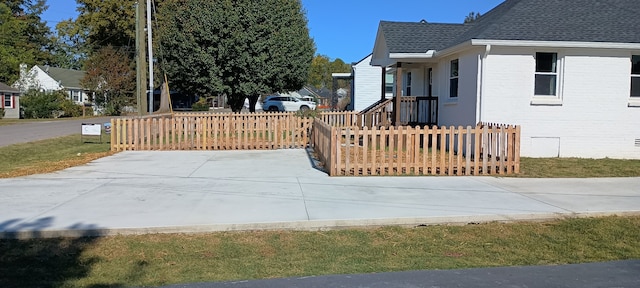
(636, 139), (640, 147)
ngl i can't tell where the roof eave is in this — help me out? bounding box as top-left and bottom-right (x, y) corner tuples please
(471, 39), (640, 49)
(371, 51), (438, 67)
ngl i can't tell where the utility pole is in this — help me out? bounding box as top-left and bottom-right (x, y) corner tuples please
(136, 1), (147, 115)
(147, 0), (154, 114)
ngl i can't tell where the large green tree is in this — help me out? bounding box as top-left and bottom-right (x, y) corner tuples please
(158, 0), (315, 112)
(49, 20), (90, 70)
(307, 54), (351, 91)
(81, 45), (135, 115)
(69, 0), (137, 50)
(0, 0), (52, 83)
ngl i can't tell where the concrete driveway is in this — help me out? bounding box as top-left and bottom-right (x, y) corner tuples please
(0, 149), (639, 238)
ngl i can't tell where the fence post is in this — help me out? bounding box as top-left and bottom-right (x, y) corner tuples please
(514, 125), (521, 174)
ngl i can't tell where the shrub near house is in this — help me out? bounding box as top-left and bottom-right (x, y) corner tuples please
(20, 90), (82, 118)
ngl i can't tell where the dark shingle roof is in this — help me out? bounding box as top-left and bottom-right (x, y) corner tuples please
(37, 65), (85, 89)
(380, 0), (640, 54)
(380, 21), (470, 53)
(453, 0), (640, 45)
(0, 82), (19, 93)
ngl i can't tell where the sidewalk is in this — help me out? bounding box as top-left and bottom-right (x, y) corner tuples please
(1, 149), (639, 238)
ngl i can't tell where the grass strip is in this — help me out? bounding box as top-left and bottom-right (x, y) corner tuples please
(519, 157), (640, 178)
(0, 134), (113, 178)
(0, 216), (638, 287)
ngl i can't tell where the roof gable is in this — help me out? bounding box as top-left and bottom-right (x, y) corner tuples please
(352, 53), (373, 66)
(37, 65), (86, 89)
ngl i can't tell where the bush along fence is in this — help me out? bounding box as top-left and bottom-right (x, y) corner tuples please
(311, 118), (521, 176)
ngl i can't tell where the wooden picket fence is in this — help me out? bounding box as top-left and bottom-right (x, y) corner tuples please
(110, 111), (521, 176)
(311, 118), (521, 176)
(110, 112), (313, 151)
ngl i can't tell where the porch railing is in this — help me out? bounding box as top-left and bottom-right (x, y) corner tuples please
(357, 96), (438, 128)
(397, 96), (438, 126)
(357, 98), (393, 128)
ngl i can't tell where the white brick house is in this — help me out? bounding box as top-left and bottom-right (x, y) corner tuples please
(370, 0), (640, 159)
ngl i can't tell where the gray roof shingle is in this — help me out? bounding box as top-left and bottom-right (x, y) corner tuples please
(380, 21), (470, 53)
(0, 82), (19, 93)
(453, 0), (640, 45)
(37, 65), (86, 89)
(380, 0), (640, 54)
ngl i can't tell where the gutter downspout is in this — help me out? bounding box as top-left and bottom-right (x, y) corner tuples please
(476, 44), (491, 124)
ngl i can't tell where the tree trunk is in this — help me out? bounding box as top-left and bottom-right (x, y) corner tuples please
(228, 94), (245, 112)
(248, 94), (260, 113)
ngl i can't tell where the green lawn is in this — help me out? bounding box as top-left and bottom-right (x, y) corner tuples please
(0, 134), (112, 178)
(519, 157), (640, 178)
(0, 216), (638, 287)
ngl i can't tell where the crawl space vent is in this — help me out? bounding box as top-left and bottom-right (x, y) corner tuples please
(636, 139), (640, 147)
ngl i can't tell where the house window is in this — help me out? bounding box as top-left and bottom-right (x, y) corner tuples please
(405, 72), (412, 96)
(631, 55), (640, 97)
(71, 90), (81, 102)
(535, 52), (558, 96)
(385, 73), (394, 94)
(4, 94), (13, 108)
(450, 59), (459, 98)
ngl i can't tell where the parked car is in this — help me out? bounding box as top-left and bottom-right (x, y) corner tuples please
(262, 96), (316, 112)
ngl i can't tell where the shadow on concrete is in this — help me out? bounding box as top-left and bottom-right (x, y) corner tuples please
(304, 147), (328, 174)
(0, 217), (129, 288)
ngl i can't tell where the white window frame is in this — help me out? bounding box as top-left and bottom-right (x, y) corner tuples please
(3, 94), (13, 109)
(71, 90), (81, 102)
(630, 55), (640, 107)
(532, 52), (563, 105)
(449, 59), (459, 98)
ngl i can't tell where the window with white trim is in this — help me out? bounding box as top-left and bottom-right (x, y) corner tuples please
(71, 90), (81, 102)
(535, 52), (558, 96)
(4, 94), (13, 108)
(449, 59), (459, 98)
(631, 55), (640, 97)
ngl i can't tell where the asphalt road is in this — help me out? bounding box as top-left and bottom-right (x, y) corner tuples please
(0, 117), (114, 147)
(162, 260), (640, 288)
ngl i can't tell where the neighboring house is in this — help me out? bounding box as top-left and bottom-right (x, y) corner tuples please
(0, 82), (21, 119)
(370, 0), (640, 159)
(348, 54), (394, 111)
(14, 64), (90, 105)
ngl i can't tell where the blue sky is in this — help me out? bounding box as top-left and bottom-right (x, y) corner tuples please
(41, 0), (505, 64)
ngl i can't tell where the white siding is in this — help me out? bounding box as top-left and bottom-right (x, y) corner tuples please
(481, 46), (640, 159)
(29, 66), (63, 92)
(437, 51), (480, 127)
(352, 55), (384, 111)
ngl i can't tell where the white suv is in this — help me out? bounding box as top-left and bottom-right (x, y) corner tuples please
(262, 96), (316, 112)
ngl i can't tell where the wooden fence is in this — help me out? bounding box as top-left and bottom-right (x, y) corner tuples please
(311, 119), (521, 176)
(110, 111), (521, 177)
(111, 112), (313, 151)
